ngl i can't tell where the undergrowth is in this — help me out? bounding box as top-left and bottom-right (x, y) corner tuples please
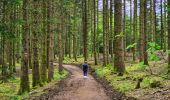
(94, 63), (167, 93)
(0, 69), (69, 100)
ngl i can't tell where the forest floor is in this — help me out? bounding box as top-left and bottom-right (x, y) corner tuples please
(1, 53), (170, 100)
(32, 64), (113, 100)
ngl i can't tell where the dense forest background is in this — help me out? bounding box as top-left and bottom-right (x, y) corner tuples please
(0, 0), (170, 99)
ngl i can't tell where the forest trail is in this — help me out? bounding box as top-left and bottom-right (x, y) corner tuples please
(50, 64), (111, 100)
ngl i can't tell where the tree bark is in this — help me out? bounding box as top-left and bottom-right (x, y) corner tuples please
(82, 0), (88, 62)
(32, 0), (41, 87)
(139, 0), (145, 62)
(168, 0), (170, 78)
(41, 0), (47, 83)
(47, 0), (54, 81)
(114, 0), (125, 76)
(161, 0), (164, 49)
(133, 0), (137, 61)
(103, 0), (107, 66)
(144, 0), (149, 65)
(164, 0), (167, 52)
(93, 0), (97, 65)
(19, 0), (30, 93)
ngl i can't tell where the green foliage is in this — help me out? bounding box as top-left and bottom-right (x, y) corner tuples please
(138, 61), (148, 69)
(126, 43), (137, 50)
(95, 64), (135, 93)
(114, 82), (134, 93)
(149, 53), (160, 61)
(54, 69), (69, 80)
(161, 64), (169, 79)
(0, 76), (26, 99)
(166, 50), (170, 55)
(95, 64), (114, 78)
(141, 77), (150, 88)
(115, 32), (124, 38)
(147, 42), (160, 52)
(147, 42), (160, 61)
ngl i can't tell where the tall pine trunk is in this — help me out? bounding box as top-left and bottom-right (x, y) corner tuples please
(48, 0), (54, 81)
(164, 0), (167, 52)
(114, 0), (125, 76)
(160, 0), (164, 49)
(123, 0), (126, 60)
(19, 0), (30, 93)
(144, 0), (149, 65)
(93, 0), (97, 65)
(32, 0), (41, 87)
(110, 0), (113, 60)
(103, 0), (107, 66)
(168, 0), (170, 79)
(41, 0), (47, 83)
(133, 0), (137, 61)
(139, 0), (145, 62)
(82, 0), (88, 62)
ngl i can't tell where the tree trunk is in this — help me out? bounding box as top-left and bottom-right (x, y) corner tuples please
(144, 0), (149, 65)
(130, 0), (132, 52)
(152, 0), (156, 43)
(58, 24), (63, 73)
(106, 0), (109, 64)
(47, 0), (54, 81)
(168, 0), (170, 78)
(82, 0), (88, 62)
(73, 5), (77, 62)
(41, 0), (47, 83)
(139, 0), (145, 62)
(160, 0), (164, 49)
(93, 0), (97, 65)
(110, 0), (113, 61)
(32, 0), (41, 87)
(123, 0), (126, 60)
(133, 0), (137, 61)
(19, 0), (30, 93)
(164, 0), (167, 52)
(103, 0), (107, 66)
(114, 0), (125, 76)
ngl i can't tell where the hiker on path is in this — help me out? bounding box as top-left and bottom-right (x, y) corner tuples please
(82, 61), (89, 78)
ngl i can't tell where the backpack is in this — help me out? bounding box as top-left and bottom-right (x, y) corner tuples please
(83, 64), (88, 71)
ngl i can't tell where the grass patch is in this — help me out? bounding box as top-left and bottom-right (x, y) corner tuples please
(0, 68), (69, 99)
(54, 69), (69, 80)
(114, 82), (135, 93)
(94, 63), (167, 93)
(63, 56), (84, 64)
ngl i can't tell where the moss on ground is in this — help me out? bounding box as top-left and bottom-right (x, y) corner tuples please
(0, 68), (69, 100)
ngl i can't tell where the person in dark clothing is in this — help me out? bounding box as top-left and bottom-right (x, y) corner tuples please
(82, 61), (89, 78)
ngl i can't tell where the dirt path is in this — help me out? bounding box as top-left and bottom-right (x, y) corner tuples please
(51, 64), (111, 100)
